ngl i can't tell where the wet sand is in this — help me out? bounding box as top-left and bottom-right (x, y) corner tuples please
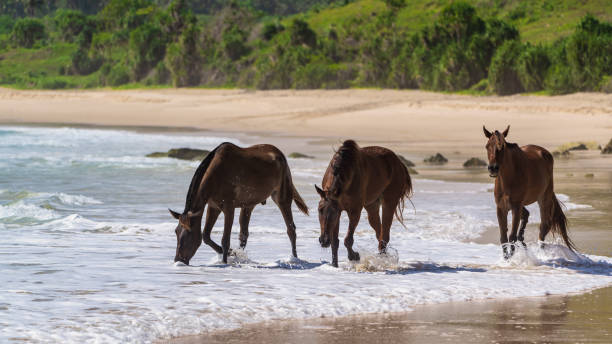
(169, 287), (612, 344)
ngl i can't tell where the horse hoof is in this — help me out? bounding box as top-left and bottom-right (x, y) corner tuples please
(349, 252), (360, 261)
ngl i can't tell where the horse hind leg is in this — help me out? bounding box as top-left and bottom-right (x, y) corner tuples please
(221, 206), (235, 264)
(379, 196), (399, 254)
(537, 199), (552, 248)
(238, 206), (254, 249)
(273, 192), (298, 258)
(517, 207), (529, 246)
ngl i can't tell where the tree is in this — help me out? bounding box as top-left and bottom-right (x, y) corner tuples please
(22, 0), (43, 17)
(11, 17), (45, 47)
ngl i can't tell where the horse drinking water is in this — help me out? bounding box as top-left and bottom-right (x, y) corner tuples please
(170, 142), (309, 265)
(315, 140), (413, 267)
(483, 126), (575, 258)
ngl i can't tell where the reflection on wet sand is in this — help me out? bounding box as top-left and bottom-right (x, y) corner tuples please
(171, 287), (611, 344)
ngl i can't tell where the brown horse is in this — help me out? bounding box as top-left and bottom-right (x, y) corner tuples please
(483, 126), (575, 258)
(315, 140), (413, 267)
(170, 142), (309, 265)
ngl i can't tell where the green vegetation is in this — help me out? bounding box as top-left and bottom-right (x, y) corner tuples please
(0, 0), (611, 95)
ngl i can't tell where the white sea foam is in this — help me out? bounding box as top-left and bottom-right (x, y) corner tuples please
(0, 201), (60, 222)
(0, 126), (607, 343)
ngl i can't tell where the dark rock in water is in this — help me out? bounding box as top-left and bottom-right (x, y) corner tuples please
(146, 148), (210, 161)
(397, 154), (415, 167)
(288, 152), (314, 159)
(602, 138), (612, 154)
(463, 157), (487, 168)
(553, 150), (571, 158)
(423, 153), (448, 165)
(568, 143), (588, 151)
(585, 173), (595, 178)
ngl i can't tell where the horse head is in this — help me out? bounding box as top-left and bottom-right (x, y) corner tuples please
(315, 185), (340, 248)
(483, 125), (510, 177)
(169, 208), (203, 265)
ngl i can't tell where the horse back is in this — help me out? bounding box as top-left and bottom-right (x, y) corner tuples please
(359, 146), (408, 203)
(204, 143), (287, 203)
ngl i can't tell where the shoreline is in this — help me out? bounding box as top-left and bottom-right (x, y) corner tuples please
(2, 88), (611, 156)
(167, 286), (612, 344)
(2, 90), (610, 343)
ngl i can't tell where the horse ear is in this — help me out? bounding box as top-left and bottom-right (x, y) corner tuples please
(314, 185), (326, 198)
(483, 126), (492, 138)
(187, 209), (203, 218)
(502, 125), (510, 138)
(169, 209), (181, 220)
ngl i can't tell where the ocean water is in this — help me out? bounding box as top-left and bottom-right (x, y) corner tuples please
(0, 126), (610, 343)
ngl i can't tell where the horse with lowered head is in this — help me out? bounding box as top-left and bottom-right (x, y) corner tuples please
(315, 140), (413, 267)
(170, 142), (309, 265)
(483, 126), (575, 258)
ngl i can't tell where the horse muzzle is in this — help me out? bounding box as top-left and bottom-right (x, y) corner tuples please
(487, 164), (499, 177)
(319, 236), (331, 248)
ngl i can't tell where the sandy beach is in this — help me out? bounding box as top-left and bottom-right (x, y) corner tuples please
(1, 88), (611, 155)
(1, 88), (610, 343)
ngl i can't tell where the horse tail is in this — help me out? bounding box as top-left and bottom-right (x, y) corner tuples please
(183, 142), (228, 213)
(394, 155), (414, 228)
(550, 193), (576, 251)
(291, 183), (309, 215)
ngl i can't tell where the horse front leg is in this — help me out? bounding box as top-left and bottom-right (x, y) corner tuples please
(221, 206), (235, 264)
(507, 204), (522, 257)
(331, 221), (340, 268)
(202, 206), (222, 254)
(344, 209), (362, 261)
(517, 207), (529, 247)
(497, 206), (511, 259)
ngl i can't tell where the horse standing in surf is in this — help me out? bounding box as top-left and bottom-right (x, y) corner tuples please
(315, 140), (413, 267)
(483, 126), (575, 258)
(170, 142), (308, 265)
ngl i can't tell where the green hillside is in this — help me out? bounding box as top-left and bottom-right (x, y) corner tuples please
(305, 0), (612, 43)
(0, 0), (610, 94)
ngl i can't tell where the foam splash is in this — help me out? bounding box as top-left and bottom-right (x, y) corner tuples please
(500, 241), (603, 269)
(352, 246), (400, 272)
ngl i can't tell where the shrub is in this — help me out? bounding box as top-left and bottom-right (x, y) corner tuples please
(129, 23), (166, 79)
(0, 15), (14, 35)
(165, 24), (201, 87)
(37, 77), (74, 89)
(516, 44), (550, 92)
(54, 9), (88, 42)
(70, 47), (102, 75)
(289, 18), (316, 48)
(262, 21), (284, 41)
(107, 64), (131, 86)
(564, 15), (612, 91)
(222, 25), (249, 61)
(488, 40), (524, 95)
(11, 18), (45, 48)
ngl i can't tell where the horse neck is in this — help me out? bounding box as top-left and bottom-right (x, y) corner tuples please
(499, 145), (522, 182)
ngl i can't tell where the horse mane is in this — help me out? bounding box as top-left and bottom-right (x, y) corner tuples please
(183, 142), (228, 213)
(329, 140), (360, 197)
(506, 142), (519, 150)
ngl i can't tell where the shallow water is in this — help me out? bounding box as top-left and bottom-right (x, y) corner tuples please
(0, 126), (610, 343)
